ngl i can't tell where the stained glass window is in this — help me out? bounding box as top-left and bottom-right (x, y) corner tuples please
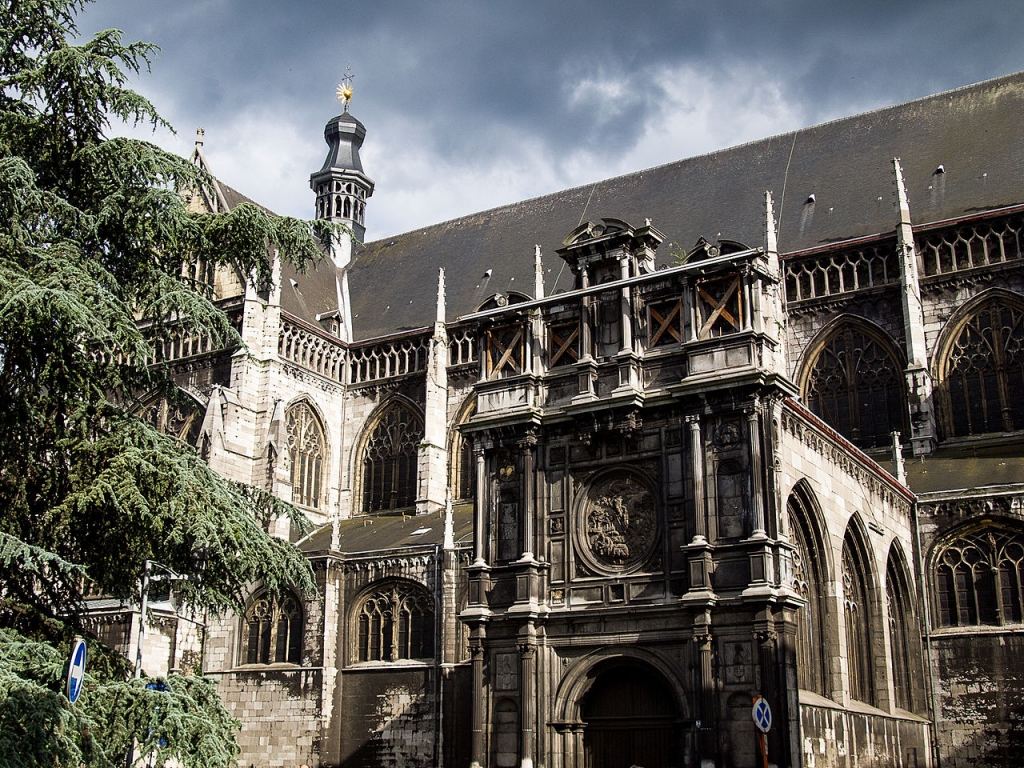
(286, 401), (327, 509)
(789, 494), (826, 695)
(940, 298), (1024, 437)
(886, 553), (913, 710)
(934, 527), (1024, 627)
(242, 594), (302, 665)
(363, 401), (423, 512)
(843, 537), (874, 704)
(803, 324), (907, 450)
(357, 582), (434, 662)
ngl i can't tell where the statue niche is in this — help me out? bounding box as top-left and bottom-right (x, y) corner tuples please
(576, 471), (657, 573)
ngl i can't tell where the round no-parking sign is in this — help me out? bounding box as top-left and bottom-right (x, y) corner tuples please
(752, 696), (772, 733)
(66, 638), (87, 705)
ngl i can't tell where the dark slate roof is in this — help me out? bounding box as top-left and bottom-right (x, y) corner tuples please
(219, 180), (266, 213)
(298, 504), (474, 554)
(279, 258), (340, 328)
(901, 442), (1024, 496)
(211, 180), (339, 328)
(347, 72), (1024, 340)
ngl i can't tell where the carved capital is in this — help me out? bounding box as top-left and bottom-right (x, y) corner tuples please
(754, 628), (778, 648)
(517, 427), (539, 451)
(692, 631), (713, 650)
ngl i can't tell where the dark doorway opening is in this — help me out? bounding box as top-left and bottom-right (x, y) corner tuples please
(581, 661), (681, 768)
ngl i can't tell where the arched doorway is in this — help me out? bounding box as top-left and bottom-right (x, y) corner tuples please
(581, 661), (681, 768)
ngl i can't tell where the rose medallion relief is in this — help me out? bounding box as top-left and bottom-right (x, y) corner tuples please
(575, 471), (658, 574)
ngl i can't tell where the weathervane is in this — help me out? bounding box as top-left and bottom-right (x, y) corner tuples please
(336, 67), (354, 112)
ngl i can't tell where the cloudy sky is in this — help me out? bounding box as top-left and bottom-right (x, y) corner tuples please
(77, 0), (1024, 241)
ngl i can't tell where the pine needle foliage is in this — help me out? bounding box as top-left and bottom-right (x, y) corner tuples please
(0, 1), (330, 765)
(0, 629), (241, 768)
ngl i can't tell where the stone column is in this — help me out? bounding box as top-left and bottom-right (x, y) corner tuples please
(694, 614), (715, 762)
(574, 269), (598, 400)
(742, 268), (753, 331)
(619, 254), (633, 352)
(518, 640), (537, 768)
(474, 446), (487, 565)
(747, 401), (767, 538)
(755, 627), (790, 768)
(688, 414), (706, 542)
(684, 414), (715, 598)
(470, 641), (486, 768)
(519, 435), (536, 561)
(579, 269), (592, 359)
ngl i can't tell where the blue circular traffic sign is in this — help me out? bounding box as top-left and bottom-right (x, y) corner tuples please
(752, 696), (772, 733)
(66, 638), (87, 704)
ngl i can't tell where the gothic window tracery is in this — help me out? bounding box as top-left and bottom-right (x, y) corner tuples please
(356, 581), (435, 662)
(362, 401), (423, 512)
(842, 536), (874, 704)
(933, 526), (1024, 627)
(448, 398), (477, 502)
(802, 323), (907, 450)
(286, 401), (327, 509)
(138, 392), (205, 447)
(789, 493), (827, 695)
(938, 297), (1024, 437)
(886, 552), (914, 711)
(241, 593), (302, 665)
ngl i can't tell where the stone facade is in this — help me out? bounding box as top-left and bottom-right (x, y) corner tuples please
(110, 75), (1024, 767)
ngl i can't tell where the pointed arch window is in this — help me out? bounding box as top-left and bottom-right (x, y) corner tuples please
(934, 526), (1024, 627)
(886, 553), (914, 710)
(939, 298), (1024, 437)
(241, 593), (302, 665)
(138, 392), (205, 447)
(356, 581), (435, 662)
(842, 536), (874, 704)
(789, 494), (827, 695)
(448, 399), (477, 502)
(286, 401), (327, 509)
(362, 401), (423, 512)
(802, 323), (907, 450)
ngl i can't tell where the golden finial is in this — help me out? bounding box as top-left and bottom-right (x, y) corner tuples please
(336, 67), (354, 112)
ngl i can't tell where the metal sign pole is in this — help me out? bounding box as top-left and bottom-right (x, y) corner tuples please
(134, 560), (151, 679)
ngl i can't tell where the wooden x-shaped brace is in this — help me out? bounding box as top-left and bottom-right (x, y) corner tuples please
(488, 327), (523, 378)
(550, 325), (580, 366)
(649, 301), (682, 346)
(697, 276), (741, 339)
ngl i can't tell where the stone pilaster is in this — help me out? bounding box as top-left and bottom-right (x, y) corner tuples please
(469, 640), (486, 768)
(518, 637), (538, 768)
(684, 414), (716, 600)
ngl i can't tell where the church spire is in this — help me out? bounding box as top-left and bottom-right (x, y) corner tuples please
(310, 76), (375, 245)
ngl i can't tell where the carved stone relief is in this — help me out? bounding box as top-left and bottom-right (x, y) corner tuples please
(575, 470), (658, 574)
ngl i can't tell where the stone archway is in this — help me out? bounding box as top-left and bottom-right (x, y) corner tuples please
(579, 661), (682, 768)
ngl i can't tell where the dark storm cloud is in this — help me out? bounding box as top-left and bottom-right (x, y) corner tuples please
(76, 0), (1024, 235)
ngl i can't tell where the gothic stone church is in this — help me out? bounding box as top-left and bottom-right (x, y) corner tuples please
(125, 73), (1024, 768)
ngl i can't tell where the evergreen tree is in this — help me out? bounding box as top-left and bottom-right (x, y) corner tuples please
(0, 1), (328, 764)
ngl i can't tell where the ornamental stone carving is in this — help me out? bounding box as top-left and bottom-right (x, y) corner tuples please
(575, 470), (658, 574)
